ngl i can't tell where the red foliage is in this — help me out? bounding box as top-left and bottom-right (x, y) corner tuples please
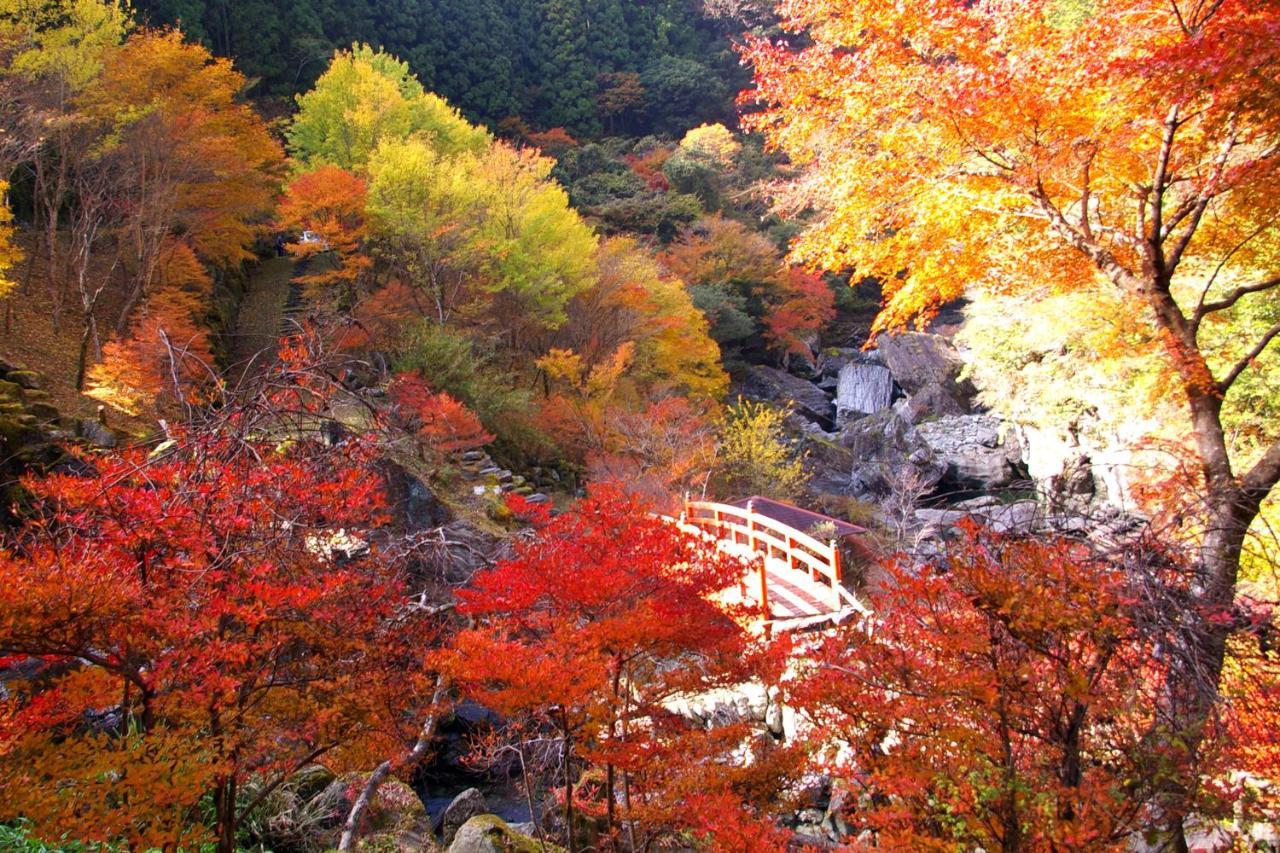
(441, 486), (797, 848)
(791, 522), (1173, 849)
(386, 372), (492, 457)
(763, 267), (836, 364)
(527, 127), (579, 156)
(625, 147), (673, 192)
(0, 427), (441, 849)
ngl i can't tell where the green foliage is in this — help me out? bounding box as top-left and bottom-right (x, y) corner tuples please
(366, 137), (596, 331)
(392, 322), (544, 455)
(641, 56), (727, 135)
(689, 282), (756, 349)
(714, 398), (807, 500)
(133, 0), (742, 136)
(0, 824), (112, 853)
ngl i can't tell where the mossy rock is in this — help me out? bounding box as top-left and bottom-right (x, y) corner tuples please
(19, 388), (50, 403)
(28, 402), (61, 423)
(446, 815), (560, 853)
(6, 370), (42, 390)
(0, 380), (23, 403)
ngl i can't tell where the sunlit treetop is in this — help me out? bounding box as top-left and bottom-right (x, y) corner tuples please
(745, 0), (1280, 334)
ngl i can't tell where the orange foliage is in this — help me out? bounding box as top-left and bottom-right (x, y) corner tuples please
(386, 372), (492, 457)
(87, 240), (218, 416)
(83, 29), (282, 270)
(278, 165), (372, 301)
(526, 126), (579, 156)
(763, 267), (835, 364)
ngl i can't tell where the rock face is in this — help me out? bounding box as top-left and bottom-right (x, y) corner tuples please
(842, 409), (944, 498)
(447, 815), (553, 853)
(914, 415), (1024, 492)
(877, 332), (968, 395)
(379, 460), (453, 531)
(835, 362), (894, 422)
(440, 788), (488, 847)
(742, 364), (834, 428)
(877, 332), (975, 418)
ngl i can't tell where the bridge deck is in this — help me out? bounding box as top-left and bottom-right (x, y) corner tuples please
(714, 540), (863, 627)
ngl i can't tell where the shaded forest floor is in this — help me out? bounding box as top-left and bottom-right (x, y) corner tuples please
(0, 234), (150, 433)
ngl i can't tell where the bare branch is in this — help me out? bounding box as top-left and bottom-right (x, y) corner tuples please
(1219, 320), (1280, 394)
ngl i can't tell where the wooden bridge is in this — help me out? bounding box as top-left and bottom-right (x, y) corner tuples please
(677, 498), (869, 631)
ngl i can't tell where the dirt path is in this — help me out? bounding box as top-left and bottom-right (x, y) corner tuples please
(225, 256), (303, 387)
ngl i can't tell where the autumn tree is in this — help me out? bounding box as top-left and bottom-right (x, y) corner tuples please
(85, 241), (218, 415)
(714, 398), (807, 500)
(79, 29), (282, 332)
(763, 267), (836, 366)
(385, 371), (493, 460)
(791, 524), (1177, 849)
(661, 215), (824, 362)
(441, 488), (795, 850)
(745, 0), (1280, 834)
(366, 137), (596, 340)
(0, 181), (18, 299)
(287, 43), (488, 172)
(278, 164), (373, 306)
(0, 374), (443, 852)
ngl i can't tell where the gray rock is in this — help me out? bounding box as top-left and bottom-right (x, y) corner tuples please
(836, 362), (894, 421)
(878, 332), (975, 403)
(76, 418), (118, 449)
(840, 410), (944, 498)
(379, 460), (453, 531)
(896, 378), (971, 423)
(741, 365), (834, 429)
(914, 415), (1023, 491)
(441, 788), (488, 846)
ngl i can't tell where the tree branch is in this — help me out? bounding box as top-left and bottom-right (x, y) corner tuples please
(1195, 276), (1280, 323)
(1243, 440), (1280, 505)
(1219, 320), (1280, 394)
(338, 676), (448, 852)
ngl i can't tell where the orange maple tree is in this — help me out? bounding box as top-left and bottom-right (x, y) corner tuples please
(278, 164), (373, 306)
(0, 420), (441, 852)
(745, 1), (1280, 834)
(385, 371), (493, 459)
(791, 523), (1184, 849)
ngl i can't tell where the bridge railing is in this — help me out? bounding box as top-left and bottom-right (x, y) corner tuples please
(681, 499), (856, 613)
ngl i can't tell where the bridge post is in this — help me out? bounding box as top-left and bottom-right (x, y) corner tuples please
(757, 556), (769, 620)
(830, 540), (844, 610)
(746, 500), (757, 554)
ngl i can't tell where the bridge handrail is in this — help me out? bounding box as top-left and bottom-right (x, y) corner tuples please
(682, 499), (855, 611)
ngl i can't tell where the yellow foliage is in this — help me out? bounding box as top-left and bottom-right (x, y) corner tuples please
(714, 398), (807, 501)
(679, 122), (741, 167)
(0, 182), (20, 299)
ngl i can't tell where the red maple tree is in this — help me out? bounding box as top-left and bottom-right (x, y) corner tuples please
(440, 487), (800, 850)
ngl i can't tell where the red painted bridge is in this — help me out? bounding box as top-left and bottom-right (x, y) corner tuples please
(676, 498), (870, 631)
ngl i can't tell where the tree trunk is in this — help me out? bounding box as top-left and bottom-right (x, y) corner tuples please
(214, 777), (237, 853)
(337, 677), (446, 852)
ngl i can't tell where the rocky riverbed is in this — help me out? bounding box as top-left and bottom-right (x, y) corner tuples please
(738, 328), (1145, 554)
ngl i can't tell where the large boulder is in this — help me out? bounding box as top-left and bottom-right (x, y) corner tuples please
(914, 415), (1024, 492)
(877, 332), (975, 414)
(447, 815), (556, 853)
(835, 362), (894, 422)
(840, 409), (944, 498)
(379, 460), (453, 531)
(440, 788), (488, 847)
(740, 365), (834, 429)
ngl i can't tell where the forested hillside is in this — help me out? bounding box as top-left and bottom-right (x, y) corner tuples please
(132, 0), (757, 135)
